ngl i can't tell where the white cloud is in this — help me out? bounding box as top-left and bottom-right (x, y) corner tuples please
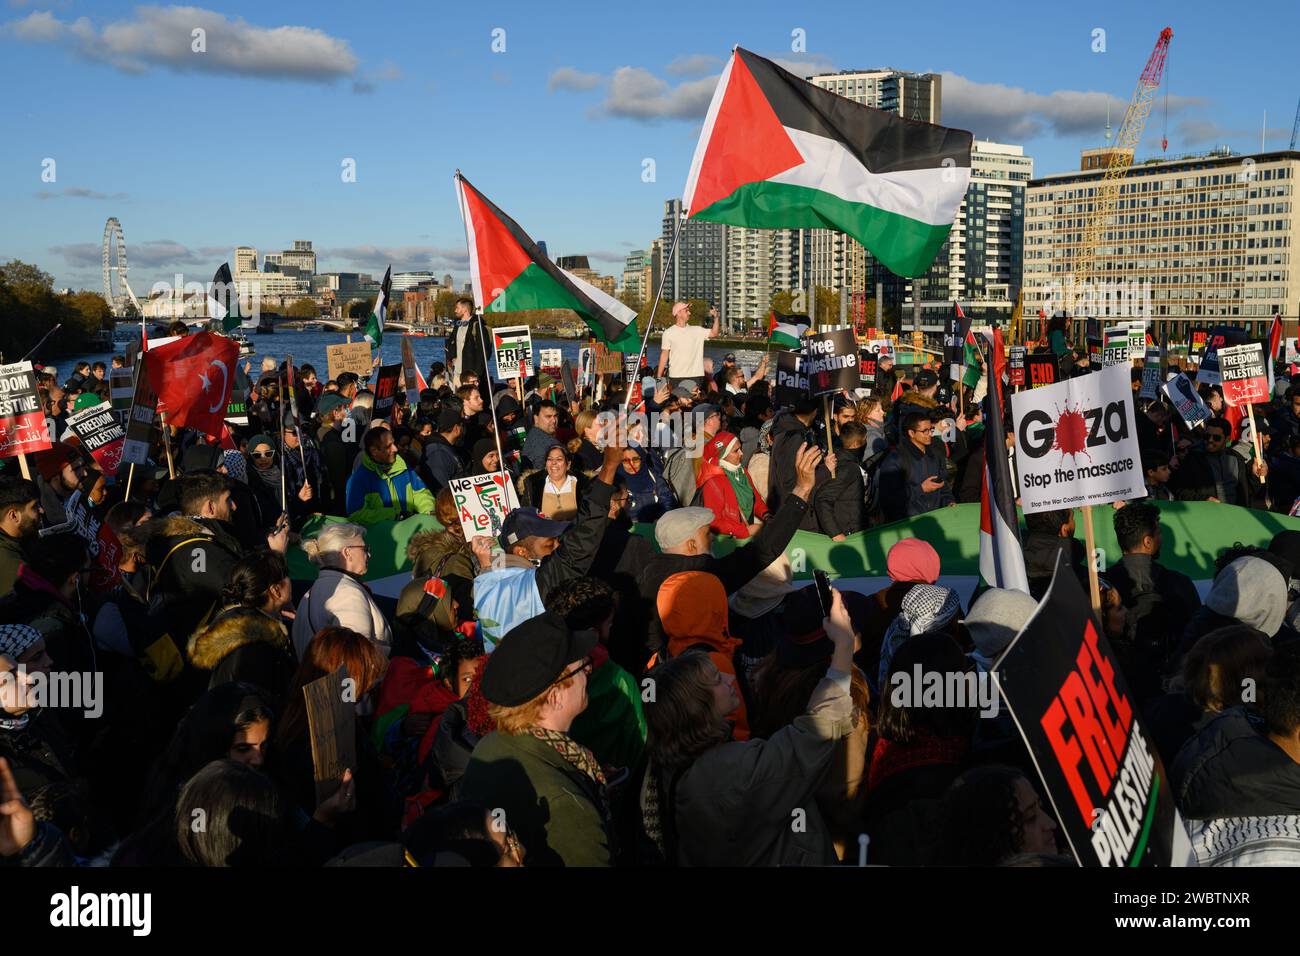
(50, 238), (208, 269)
(664, 53), (721, 77)
(3, 6), (358, 82)
(602, 67), (717, 120)
(318, 245), (469, 272)
(34, 186), (128, 200)
(940, 72), (1203, 141)
(1177, 118), (1291, 147)
(765, 52), (837, 79)
(548, 66), (603, 92)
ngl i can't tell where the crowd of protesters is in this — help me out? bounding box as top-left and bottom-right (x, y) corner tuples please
(3, 304), (1300, 868)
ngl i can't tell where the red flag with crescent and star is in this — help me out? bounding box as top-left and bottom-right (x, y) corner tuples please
(142, 331), (238, 438)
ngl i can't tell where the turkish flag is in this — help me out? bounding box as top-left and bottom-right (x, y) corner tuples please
(143, 331), (239, 438)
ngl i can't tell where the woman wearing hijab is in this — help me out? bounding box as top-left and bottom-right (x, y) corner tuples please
(696, 431), (767, 538)
(856, 539), (942, 679)
(244, 434), (286, 528)
(876, 584), (964, 693)
(617, 443), (676, 523)
(467, 437), (503, 477)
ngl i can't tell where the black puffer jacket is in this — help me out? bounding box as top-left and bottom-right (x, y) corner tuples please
(187, 606), (297, 709)
(1172, 707), (1300, 819)
(1022, 532), (1087, 601)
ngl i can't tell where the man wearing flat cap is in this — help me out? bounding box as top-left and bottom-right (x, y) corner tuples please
(458, 611), (612, 866)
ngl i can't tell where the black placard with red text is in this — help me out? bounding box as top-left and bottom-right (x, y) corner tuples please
(993, 558), (1185, 867)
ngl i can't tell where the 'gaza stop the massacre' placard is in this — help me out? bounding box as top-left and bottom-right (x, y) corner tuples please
(1010, 362), (1144, 513)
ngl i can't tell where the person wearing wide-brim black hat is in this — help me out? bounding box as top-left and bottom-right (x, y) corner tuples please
(457, 611), (613, 866)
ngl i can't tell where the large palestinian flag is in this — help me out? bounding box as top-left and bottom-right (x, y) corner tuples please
(455, 173), (639, 350)
(682, 48), (972, 278)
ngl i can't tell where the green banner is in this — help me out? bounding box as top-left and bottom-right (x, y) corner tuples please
(289, 502), (1300, 586)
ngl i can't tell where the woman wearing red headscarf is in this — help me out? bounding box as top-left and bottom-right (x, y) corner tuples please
(696, 431), (767, 538)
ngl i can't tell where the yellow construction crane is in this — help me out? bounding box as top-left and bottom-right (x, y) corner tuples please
(1068, 27), (1173, 318)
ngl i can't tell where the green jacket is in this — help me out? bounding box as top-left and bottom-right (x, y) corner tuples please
(569, 660), (646, 771)
(345, 451), (436, 524)
(459, 730), (612, 867)
(0, 529), (28, 596)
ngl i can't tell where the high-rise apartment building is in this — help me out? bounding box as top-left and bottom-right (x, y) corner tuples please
(622, 249), (647, 306)
(908, 141), (1031, 314)
(662, 198), (724, 308)
(1024, 148), (1300, 339)
(234, 246), (258, 274)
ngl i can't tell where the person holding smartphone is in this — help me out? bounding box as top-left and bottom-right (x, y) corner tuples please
(657, 302), (720, 391)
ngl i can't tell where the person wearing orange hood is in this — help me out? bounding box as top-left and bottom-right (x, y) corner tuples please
(696, 431), (767, 539)
(655, 571), (749, 741)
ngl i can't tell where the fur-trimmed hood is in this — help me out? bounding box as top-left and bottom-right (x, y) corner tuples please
(187, 606), (289, 670)
(406, 527), (471, 577)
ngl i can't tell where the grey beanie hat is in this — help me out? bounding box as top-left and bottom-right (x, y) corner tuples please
(964, 588), (1040, 658)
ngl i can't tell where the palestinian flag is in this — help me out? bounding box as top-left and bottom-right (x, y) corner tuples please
(455, 173), (638, 350)
(768, 309), (809, 349)
(208, 263), (242, 333)
(976, 337), (1029, 594)
(1266, 310), (1282, 393)
(364, 266), (391, 348)
(682, 47), (972, 278)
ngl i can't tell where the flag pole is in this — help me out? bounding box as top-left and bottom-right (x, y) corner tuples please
(474, 310), (511, 504)
(1246, 403), (1265, 484)
(286, 354), (309, 476)
(623, 205), (687, 414)
(1081, 504), (1102, 620)
(276, 376), (286, 512)
(159, 410), (175, 480)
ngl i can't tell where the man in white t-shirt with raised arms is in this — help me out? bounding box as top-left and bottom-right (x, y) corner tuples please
(657, 302), (720, 389)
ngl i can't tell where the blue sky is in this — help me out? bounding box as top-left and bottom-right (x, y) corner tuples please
(2, 0), (1297, 294)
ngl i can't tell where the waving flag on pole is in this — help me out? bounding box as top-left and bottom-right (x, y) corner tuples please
(682, 47), (972, 277)
(454, 173), (639, 350)
(364, 266), (391, 348)
(1266, 310), (1282, 393)
(142, 331), (238, 438)
(767, 309), (809, 349)
(977, 339), (1029, 594)
(208, 263), (241, 333)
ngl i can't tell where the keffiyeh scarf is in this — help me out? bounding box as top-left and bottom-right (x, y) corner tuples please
(877, 585), (963, 689)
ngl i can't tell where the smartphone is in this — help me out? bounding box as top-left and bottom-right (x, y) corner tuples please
(813, 569), (834, 618)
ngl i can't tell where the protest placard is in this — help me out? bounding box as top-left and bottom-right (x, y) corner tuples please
(1286, 337), (1300, 366)
(303, 665), (357, 808)
(1011, 361), (1143, 513)
(869, 338), (894, 361)
(401, 336), (421, 405)
(109, 365), (135, 422)
(1196, 325), (1249, 385)
(1125, 321), (1146, 357)
(1085, 317), (1102, 343)
(1138, 347), (1163, 401)
(1162, 374), (1212, 429)
(1189, 327), (1208, 358)
(87, 522), (124, 593)
(448, 472), (521, 540)
(371, 364), (402, 421)
(65, 401), (126, 477)
(120, 362), (158, 467)
(0, 361), (53, 461)
(1103, 327), (1130, 366)
(1218, 342), (1268, 407)
(1007, 346), (1026, 387)
(539, 348), (562, 371)
(1087, 336), (1103, 368)
(1026, 353), (1058, 389)
(775, 350), (809, 406)
(493, 325), (534, 380)
(993, 556), (1189, 867)
(804, 328), (859, 396)
(561, 360), (577, 405)
(858, 349), (878, 390)
(326, 342), (374, 381)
